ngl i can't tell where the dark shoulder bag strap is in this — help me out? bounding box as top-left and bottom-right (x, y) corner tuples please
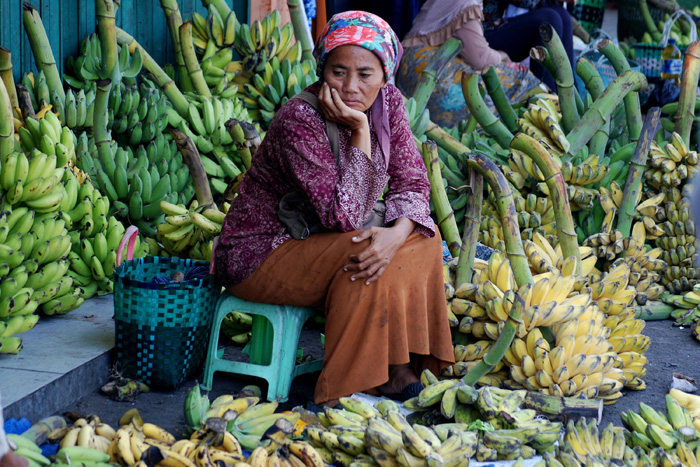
(295, 91), (340, 165)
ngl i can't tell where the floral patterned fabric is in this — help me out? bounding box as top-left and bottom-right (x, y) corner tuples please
(314, 10), (403, 82)
(396, 44), (542, 128)
(215, 82), (435, 287)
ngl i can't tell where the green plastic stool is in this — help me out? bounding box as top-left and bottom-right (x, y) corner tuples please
(201, 293), (324, 402)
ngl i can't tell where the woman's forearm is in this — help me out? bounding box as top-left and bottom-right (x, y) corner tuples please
(351, 122), (372, 158)
(391, 217), (416, 242)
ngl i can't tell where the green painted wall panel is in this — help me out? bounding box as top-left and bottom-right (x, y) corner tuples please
(0, 0), (249, 82)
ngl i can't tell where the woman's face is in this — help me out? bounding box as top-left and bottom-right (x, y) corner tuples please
(322, 45), (387, 112)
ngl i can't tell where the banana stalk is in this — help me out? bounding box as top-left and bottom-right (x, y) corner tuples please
(202, 0), (231, 19)
(0, 75), (13, 159)
(617, 108), (661, 238)
(523, 392), (603, 422)
(481, 65), (519, 133)
(565, 70), (647, 158)
(466, 154), (533, 287)
(648, 0), (680, 13)
(15, 85), (36, 120)
(412, 37), (463, 117)
(0, 47), (18, 110)
(422, 140), (462, 256)
(21, 2), (65, 103)
(571, 17), (591, 44)
(94, 79), (113, 174)
(116, 28), (189, 117)
(675, 41), (700, 146)
(598, 39), (643, 143)
(287, 0), (315, 61)
(634, 302), (674, 320)
(575, 57), (609, 156)
(462, 290), (524, 386)
(159, 0), (194, 93)
(511, 133), (582, 274)
(171, 129), (215, 207)
(539, 23), (580, 134)
(462, 73), (514, 148)
(639, 0), (663, 42)
(531, 46), (584, 117)
(425, 120), (472, 157)
(95, 0), (120, 83)
(455, 169), (483, 286)
(179, 22), (212, 99)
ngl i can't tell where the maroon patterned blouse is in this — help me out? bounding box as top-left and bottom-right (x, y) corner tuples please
(215, 82), (435, 287)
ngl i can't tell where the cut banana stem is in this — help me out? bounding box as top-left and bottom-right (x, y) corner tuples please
(0, 67), (12, 160)
(0, 47), (18, 110)
(675, 41), (700, 146)
(467, 153), (533, 287)
(461, 73), (514, 148)
(576, 56), (610, 156)
(597, 39), (643, 143)
(523, 391), (604, 422)
(22, 3), (65, 104)
(287, 0), (315, 61)
(158, 0), (194, 93)
(412, 38), (463, 119)
(617, 108), (661, 239)
(95, 0), (120, 84)
(511, 133), (582, 275)
(425, 120), (472, 158)
(456, 169), (483, 287)
(539, 24), (580, 134)
(171, 129), (215, 207)
(179, 22), (212, 98)
(481, 65), (520, 134)
(633, 302), (674, 320)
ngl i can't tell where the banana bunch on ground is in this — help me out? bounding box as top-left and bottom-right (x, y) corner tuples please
(64, 33), (143, 90)
(242, 57), (317, 127)
(480, 191), (558, 251)
(107, 418), (193, 466)
(652, 187), (699, 294)
(15, 108), (78, 167)
(662, 285), (700, 325)
(518, 98), (569, 156)
(644, 133), (699, 191)
(108, 79), (171, 146)
(669, 388), (700, 429)
(76, 133), (194, 237)
(156, 199), (226, 262)
(6, 433), (55, 467)
(552, 418), (631, 467)
(49, 414), (116, 454)
(183, 384), (261, 429)
(227, 401), (300, 451)
(221, 311), (253, 346)
(165, 95), (249, 195)
(620, 395), (700, 457)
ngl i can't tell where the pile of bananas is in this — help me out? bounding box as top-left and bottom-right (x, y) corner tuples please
(404, 97), (432, 139)
(6, 433), (53, 467)
(644, 133), (699, 191)
(234, 11), (302, 74)
(64, 33), (143, 90)
(242, 57), (317, 127)
(52, 414), (116, 453)
(221, 310), (253, 346)
(523, 232), (596, 276)
(598, 182), (666, 240)
(107, 79), (171, 146)
(15, 111), (77, 167)
(166, 96), (249, 196)
(156, 200), (226, 262)
(517, 98), (569, 156)
(620, 394), (700, 461)
(75, 132), (194, 237)
(652, 187), (699, 294)
(480, 192), (558, 251)
(554, 418), (633, 467)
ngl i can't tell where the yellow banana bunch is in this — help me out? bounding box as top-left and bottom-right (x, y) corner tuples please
(523, 232), (597, 277)
(644, 132), (699, 191)
(599, 181), (666, 239)
(557, 419), (628, 466)
(480, 191), (557, 249)
(518, 100), (570, 155)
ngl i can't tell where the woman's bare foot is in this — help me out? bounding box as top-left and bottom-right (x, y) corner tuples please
(376, 364), (419, 396)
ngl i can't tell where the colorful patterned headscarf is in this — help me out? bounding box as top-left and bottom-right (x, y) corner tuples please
(314, 11), (403, 82)
(313, 11), (403, 168)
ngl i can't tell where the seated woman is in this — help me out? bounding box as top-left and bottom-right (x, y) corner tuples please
(397, 0), (543, 128)
(482, 0), (575, 91)
(215, 11), (454, 407)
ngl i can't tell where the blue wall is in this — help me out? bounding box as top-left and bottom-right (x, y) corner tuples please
(0, 0), (249, 82)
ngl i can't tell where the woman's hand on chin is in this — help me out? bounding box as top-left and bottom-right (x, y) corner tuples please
(318, 82), (369, 131)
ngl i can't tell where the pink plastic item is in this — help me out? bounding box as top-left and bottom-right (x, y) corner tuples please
(116, 225), (139, 267)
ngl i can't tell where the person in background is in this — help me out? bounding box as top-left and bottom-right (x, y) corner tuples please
(0, 394), (28, 467)
(396, 0), (542, 128)
(482, 0), (575, 90)
(215, 11), (454, 407)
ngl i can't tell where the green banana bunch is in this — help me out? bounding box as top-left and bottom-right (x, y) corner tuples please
(403, 97), (431, 138)
(242, 57), (317, 128)
(156, 199), (226, 262)
(234, 11), (302, 73)
(0, 148), (67, 213)
(108, 79), (170, 146)
(191, 6), (240, 53)
(221, 310), (254, 346)
(15, 109), (78, 168)
(183, 384), (211, 429)
(64, 33), (143, 88)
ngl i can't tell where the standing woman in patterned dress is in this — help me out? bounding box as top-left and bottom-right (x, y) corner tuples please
(215, 11), (455, 407)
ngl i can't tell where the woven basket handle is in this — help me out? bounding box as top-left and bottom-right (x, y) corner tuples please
(661, 10), (698, 46)
(116, 225), (139, 267)
(209, 236), (219, 275)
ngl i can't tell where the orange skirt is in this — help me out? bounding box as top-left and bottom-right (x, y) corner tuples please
(228, 230), (455, 404)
